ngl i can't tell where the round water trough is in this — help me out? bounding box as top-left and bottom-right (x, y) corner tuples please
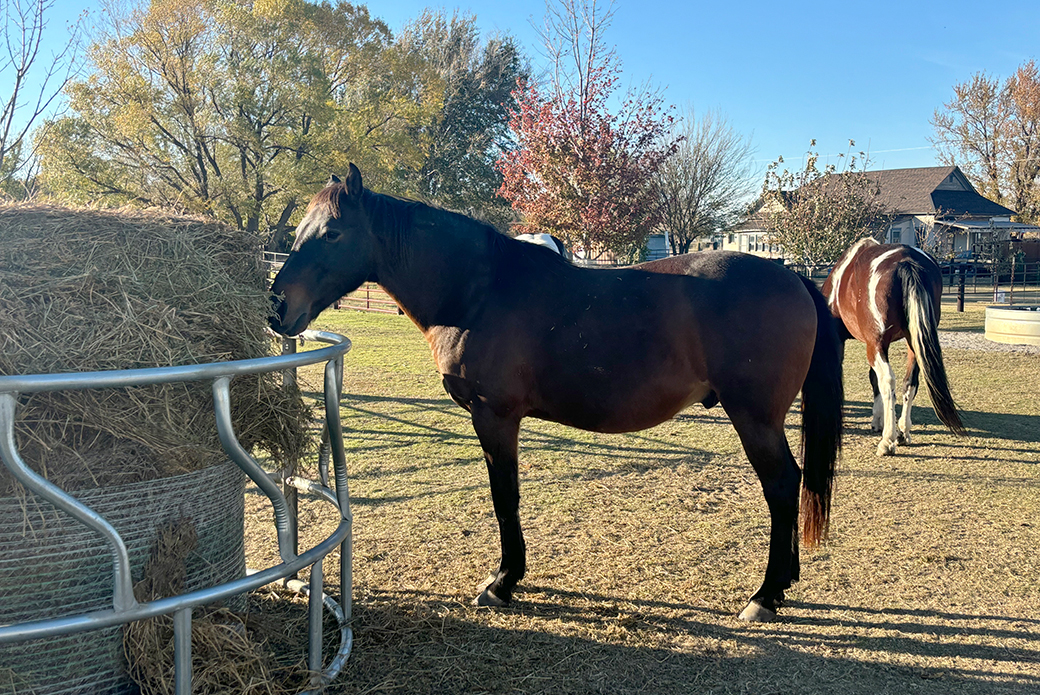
(985, 305), (1040, 346)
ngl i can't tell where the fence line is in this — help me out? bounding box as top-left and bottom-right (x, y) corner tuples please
(339, 283), (402, 315)
(939, 260), (1040, 304)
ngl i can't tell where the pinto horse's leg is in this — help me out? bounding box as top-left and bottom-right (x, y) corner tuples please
(470, 403), (525, 607)
(868, 367), (883, 432)
(898, 348), (920, 444)
(728, 413), (801, 622)
(867, 344), (899, 456)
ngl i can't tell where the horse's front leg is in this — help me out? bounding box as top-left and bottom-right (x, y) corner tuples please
(868, 366), (883, 432)
(470, 402), (524, 606)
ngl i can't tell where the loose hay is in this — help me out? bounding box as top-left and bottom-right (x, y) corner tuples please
(0, 203), (310, 494)
(125, 521), (317, 695)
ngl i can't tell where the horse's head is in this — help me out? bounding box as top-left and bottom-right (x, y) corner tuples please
(270, 163), (377, 335)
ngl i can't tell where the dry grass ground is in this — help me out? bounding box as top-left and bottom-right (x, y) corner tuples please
(245, 295), (1039, 695)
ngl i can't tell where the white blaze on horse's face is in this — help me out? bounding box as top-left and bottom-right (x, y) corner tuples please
(515, 233), (562, 255)
(269, 164), (375, 336)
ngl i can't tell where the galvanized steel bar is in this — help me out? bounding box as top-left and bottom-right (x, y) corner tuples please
(0, 330), (350, 395)
(281, 337), (301, 567)
(212, 376), (296, 563)
(0, 393), (138, 613)
(323, 357), (354, 623)
(308, 559), (324, 683)
(174, 607), (193, 695)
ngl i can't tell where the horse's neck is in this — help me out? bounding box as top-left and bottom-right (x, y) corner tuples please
(372, 198), (495, 331)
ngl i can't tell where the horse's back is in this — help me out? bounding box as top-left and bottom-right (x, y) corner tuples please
(465, 250), (819, 432)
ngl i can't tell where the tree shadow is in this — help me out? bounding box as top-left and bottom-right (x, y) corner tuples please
(327, 393), (720, 469)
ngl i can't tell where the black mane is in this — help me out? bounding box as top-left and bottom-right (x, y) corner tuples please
(356, 187), (574, 275)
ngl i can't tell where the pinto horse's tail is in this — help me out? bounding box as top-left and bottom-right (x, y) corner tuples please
(797, 276), (844, 548)
(899, 261), (966, 435)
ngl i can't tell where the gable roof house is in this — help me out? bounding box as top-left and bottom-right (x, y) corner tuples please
(870, 166), (1037, 257)
(726, 165), (1039, 260)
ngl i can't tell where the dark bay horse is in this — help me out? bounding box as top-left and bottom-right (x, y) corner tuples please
(823, 238), (965, 456)
(270, 165), (844, 622)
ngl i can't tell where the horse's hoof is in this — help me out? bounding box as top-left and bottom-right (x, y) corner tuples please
(898, 431), (910, 445)
(876, 440), (897, 456)
(473, 587), (508, 607)
(738, 601), (777, 622)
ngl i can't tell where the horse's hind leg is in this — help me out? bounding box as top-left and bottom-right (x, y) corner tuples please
(868, 367), (883, 432)
(898, 348), (920, 444)
(728, 413), (801, 622)
(470, 403), (525, 607)
(868, 343), (899, 456)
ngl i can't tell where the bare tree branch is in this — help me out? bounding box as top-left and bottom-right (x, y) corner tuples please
(0, 0), (81, 193)
(655, 107), (756, 254)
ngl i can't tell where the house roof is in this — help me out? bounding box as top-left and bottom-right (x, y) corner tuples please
(732, 166), (1017, 233)
(865, 166), (1016, 217)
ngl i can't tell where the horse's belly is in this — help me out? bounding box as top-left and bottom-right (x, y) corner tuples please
(532, 377), (713, 434)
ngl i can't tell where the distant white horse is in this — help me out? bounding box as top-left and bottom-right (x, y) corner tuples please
(515, 233), (572, 260)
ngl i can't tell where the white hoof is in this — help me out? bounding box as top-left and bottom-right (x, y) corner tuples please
(738, 601), (777, 622)
(876, 440), (897, 456)
(898, 430), (911, 445)
(473, 587), (507, 607)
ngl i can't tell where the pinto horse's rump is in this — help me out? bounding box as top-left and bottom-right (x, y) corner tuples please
(824, 239), (964, 456)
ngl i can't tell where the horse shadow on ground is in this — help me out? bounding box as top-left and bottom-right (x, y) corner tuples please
(842, 397), (1040, 445)
(330, 584), (1040, 695)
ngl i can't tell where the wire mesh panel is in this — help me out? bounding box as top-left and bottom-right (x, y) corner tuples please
(0, 462), (245, 694)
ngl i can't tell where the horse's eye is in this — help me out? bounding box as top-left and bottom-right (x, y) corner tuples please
(324, 229), (342, 243)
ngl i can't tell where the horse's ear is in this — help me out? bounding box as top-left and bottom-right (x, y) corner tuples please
(327, 174), (340, 185)
(345, 163), (362, 197)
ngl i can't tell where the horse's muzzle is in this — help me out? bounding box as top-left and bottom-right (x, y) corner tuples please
(268, 293), (308, 336)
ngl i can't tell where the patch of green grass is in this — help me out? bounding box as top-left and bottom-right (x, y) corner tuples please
(246, 307), (1040, 695)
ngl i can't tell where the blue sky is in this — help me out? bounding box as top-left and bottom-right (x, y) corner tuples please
(35, 0), (1040, 181)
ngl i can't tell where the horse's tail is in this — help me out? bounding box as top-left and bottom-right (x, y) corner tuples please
(899, 261), (965, 434)
(797, 275), (844, 548)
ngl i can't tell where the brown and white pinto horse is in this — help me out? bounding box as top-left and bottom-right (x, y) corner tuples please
(271, 165), (844, 622)
(824, 238), (965, 455)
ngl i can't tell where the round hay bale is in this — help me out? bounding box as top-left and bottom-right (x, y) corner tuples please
(0, 462), (245, 694)
(0, 204), (312, 691)
(0, 203), (310, 493)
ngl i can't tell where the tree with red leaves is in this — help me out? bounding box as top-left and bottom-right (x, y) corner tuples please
(496, 0), (676, 259)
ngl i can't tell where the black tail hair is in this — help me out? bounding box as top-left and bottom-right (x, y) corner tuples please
(797, 275), (844, 547)
(898, 262), (965, 434)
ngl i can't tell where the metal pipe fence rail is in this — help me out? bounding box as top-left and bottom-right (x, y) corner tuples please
(0, 330), (354, 695)
(940, 260), (1040, 304)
